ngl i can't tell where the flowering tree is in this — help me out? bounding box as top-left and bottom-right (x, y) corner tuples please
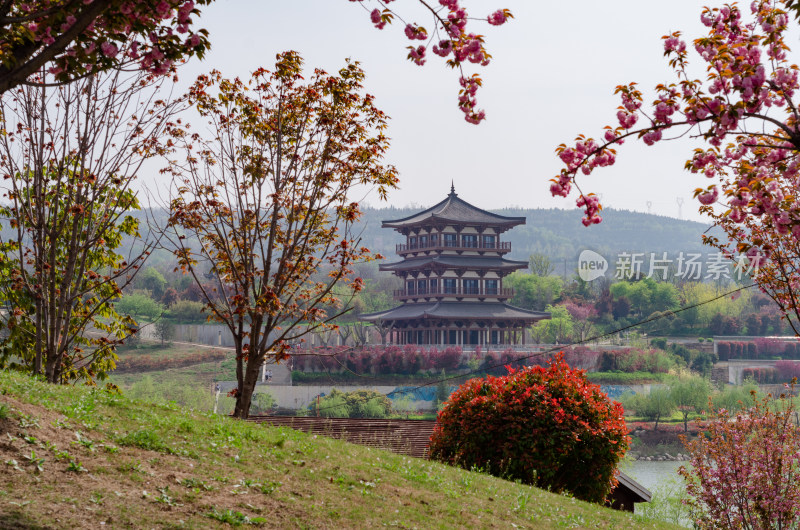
(429, 353), (629, 503)
(165, 51), (398, 419)
(353, 0), (511, 123)
(0, 0), (210, 92)
(552, 0), (800, 332)
(0, 69), (181, 384)
(0, 1), (509, 122)
(680, 388), (800, 528)
(563, 300), (597, 342)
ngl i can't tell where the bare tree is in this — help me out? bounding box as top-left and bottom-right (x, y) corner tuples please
(0, 68), (182, 384)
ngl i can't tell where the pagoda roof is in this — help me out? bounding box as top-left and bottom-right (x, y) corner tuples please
(379, 255), (527, 272)
(383, 185), (526, 229)
(360, 302), (550, 322)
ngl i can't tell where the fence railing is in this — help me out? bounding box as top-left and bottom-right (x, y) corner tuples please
(393, 287), (513, 300)
(396, 240), (511, 254)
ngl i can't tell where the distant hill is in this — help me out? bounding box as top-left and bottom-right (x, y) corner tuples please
(357, 206), (718, 270)
(1, 206), (717, 278)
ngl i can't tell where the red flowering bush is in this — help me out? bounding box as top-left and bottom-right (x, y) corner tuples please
(429, 353), (629, 503)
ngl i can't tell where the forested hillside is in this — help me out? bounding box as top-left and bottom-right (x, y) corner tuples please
(73, 206), (717, 275)
(357, 206), (716, 265)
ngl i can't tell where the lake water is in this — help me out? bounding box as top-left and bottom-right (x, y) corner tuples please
(627, 460), (690, 526)
(626, 460), (683, 492)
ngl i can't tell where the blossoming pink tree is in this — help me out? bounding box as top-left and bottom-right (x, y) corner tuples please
(1, 1), (509, 121)
(679, 388), (800, 528)
(551, 0), (800, 332)
(0, 0), (211, 92)
(352, 0), (511, 123)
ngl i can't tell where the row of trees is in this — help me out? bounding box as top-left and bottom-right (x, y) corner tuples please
(0, 0), (516, 419)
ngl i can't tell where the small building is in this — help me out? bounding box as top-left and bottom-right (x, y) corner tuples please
(607, 472), (652, 512)
(360, 185), (549, 345)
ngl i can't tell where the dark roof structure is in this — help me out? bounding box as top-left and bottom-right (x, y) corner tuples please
(608, 472), (653, 512)
(361, 302), (549, 322)
(379, 255), (527, 273)
(382, 184), (525, 230)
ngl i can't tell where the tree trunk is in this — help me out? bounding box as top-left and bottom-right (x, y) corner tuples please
(233, 358), (261, 419)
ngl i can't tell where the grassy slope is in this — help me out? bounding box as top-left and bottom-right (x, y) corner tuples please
(0, 371), (674, 529)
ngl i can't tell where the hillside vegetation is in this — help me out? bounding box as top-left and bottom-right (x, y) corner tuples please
(356, 206), (715, 262)
(61, 207), (716, 276)
(0, 371), (672, 529)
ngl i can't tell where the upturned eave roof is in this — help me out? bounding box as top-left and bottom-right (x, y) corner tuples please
(379, 255), (527, 272)
(382, 186), (526, 230)
(360, 302), (550, 322)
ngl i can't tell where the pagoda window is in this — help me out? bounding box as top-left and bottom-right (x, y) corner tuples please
(444, 233), (457, 247)
(482, 234), (496, 248)
(429, 278), (438, 292)
(430, 233), (438, 246)
(409, 236), (417, 249)
(443, 278), (457, 294)
(417, 279), (427, 295)
(418, 235), (428, 248)
(407, 280), (415, 295)
(464, 279), (479, 294)
(462, 234), (478, 248)
(485, 279), (498, 295)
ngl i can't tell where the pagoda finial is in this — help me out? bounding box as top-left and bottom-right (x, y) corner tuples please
(450, 181), (456, 196)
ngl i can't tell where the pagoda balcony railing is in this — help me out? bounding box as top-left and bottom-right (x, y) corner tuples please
(393, 287), (514, 301)
(396, 240), (511, 254)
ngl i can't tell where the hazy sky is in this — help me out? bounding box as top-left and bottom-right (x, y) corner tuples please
(171, 0), (758, 222)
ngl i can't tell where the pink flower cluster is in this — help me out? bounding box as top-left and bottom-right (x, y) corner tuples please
(360, 0), (510, 124)
(408, 45), (426, 65)
(576, 194), (602, 226)
(404, 23), (427, 41)
(487, 9), (509, 26)
(370, 8), (387, 29)
(32, 0), (204, 82)
(696, 186), (719, 205)
(458, 74), (485, 124)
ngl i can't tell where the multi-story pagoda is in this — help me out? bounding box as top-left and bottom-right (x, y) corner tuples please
(361, 185), (549, 346)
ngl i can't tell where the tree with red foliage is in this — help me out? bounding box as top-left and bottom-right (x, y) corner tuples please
(429, 353), (629, 503)
(165, 52), (398, 419)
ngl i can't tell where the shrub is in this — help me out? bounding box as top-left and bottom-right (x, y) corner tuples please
(755, 337), (787, 357)
(651, 337), (668, 349)
(429, 353), (628, 503)
(116, 292), (164, 320)
(717, 341), (730, 361)
(168, 300), (206, 323)
(314, 389), (392, 418)
(775, 361), (800, 382)
(742, 367), (778, 384)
